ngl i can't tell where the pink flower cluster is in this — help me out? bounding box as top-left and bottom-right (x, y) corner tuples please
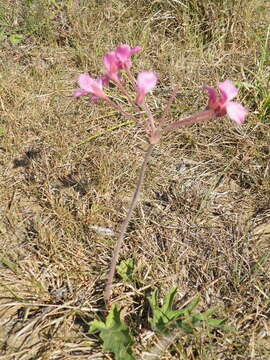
(104, 44), (141, 83)
(73, 44), (157, 106)
(74, 44), (248, 125)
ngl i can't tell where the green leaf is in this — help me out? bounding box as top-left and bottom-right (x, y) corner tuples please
(10, 34), (24, 45)
(148, 287), (185, 334)
(88, 305), (135, 360)
(183, 296), (201, 314)
(148, 288), (227, 336)
(0, 126), (5, 136)
(116, 258), (135, 283)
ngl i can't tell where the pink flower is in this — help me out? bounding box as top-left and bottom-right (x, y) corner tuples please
(73, 74), (108, 103)
(136, 71), (157, 105)
(104, 44), (142, 82)
(115, 44), (142, 70)
(103, 51), (122, 83)
(203, 80), (248, 124)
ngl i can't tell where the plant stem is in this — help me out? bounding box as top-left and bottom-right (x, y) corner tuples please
(104, 144), (155, 304)
(105, 97), (138, 123)
(126, 68), (137, 87)
(116, 81), (139, 110)
(141, 102), (156, 132)
(163, 109), (215, 133)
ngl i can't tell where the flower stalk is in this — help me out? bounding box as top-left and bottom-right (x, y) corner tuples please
(73, 43), (248, 306)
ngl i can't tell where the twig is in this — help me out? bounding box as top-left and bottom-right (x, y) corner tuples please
(104, 144), (155, 304)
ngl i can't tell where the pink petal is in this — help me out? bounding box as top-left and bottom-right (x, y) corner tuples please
(101, 75), (110, 87)
(218, 80), (238, 104)
(78, 74), (106, 99)
(78, 74), (95, 92)
(115, 44), (131, 62)
(226, 101), (248, 124)
(202, 85), (218, 107)
(136, 71), (157, 105)
(137, 71), (157, 94)
(103, 51), (121, 73)
(130, 46), (142, 55)
(73, 89), (89, 98)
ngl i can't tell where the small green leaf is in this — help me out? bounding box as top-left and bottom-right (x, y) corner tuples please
(183, 296), (201, 315)
(88, 305), (135, 360)
(148, 287), (185, 334)
(10, 34), (24, 45)
(116, 258), (135, 283)
(148, 288), (226, 336)
(88, 320), (106, 334)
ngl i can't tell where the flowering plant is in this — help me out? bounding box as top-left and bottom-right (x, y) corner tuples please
(74, 44), (248, 304)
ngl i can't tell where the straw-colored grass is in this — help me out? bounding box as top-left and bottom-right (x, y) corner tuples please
(0, 0), (269, 358)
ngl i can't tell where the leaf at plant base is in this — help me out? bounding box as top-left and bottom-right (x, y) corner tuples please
(88, 305), (135, 360)
(116, 258), (135, 282)
(148, 287), (186, 334)
(182, 296), (201, 315)
(183, 308), (227, 332)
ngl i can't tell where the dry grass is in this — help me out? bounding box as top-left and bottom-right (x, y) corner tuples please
(0, 0), (269, 358)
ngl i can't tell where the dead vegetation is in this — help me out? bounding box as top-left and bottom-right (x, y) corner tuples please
(0, 0), (269, 358)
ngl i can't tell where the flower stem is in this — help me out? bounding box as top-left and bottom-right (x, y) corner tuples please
(105, 97), (138, 123)
(104, 144), (155, 304)
(116, 81), (139, 110)
(163, 109), (215, 133)
(141, 103), (156, 132)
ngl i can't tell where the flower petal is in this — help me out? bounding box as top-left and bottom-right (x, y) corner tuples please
(137, 71), (157, 94)
(115, 44), (131, 62)
(202, 85), (218, 107)
(218, 80), (238, 103)
(73, 89), (89, 98)
(78, 74), (106, 98)
(78, 74), (95, 92)
(103, 51), (121, 73)
(226, 101), (248, 124)
(136, 71), (157, 105)
(130, 46), (142, 55)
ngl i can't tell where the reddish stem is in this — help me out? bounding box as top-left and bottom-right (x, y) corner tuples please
(104, 97), (137, 123)
(163, 109), (215, 133)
